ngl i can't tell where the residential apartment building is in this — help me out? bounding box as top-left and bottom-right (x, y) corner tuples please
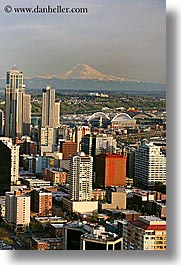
(69, 152), (93, 201)
(123, 216), (166, 250)
(5, 190), (31, 228)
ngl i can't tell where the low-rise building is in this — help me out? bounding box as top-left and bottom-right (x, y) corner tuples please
(81, 226), (123, 250)
(34, 216), (67, 225)
(21, 178), (51, 188)
(63, 221), (90, 250)
(31, 235), (63, 250)
(43, 168), (68, 185)
(63, 198), (98, 214)
(92, 189), (106, 201)
(100, 188), (126, 211)
(49, 223), (65, 237)
(0, 196), (5, 217)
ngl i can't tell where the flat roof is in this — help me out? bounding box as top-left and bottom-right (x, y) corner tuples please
(82, 232), (121, 242)
(50, 223), (65, 229)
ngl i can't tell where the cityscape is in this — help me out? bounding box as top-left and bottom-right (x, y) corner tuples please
(0, 0), (166, 252)
(0, 65), (166, 250)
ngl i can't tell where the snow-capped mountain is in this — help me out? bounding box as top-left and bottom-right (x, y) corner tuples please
(59, 64), (140, 82)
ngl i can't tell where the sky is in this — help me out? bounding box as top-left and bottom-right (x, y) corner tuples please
(0, 0), (165, 83)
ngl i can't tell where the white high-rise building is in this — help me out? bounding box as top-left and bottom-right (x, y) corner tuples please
(69, 152), (93, 201)
(5, 191), (31, 228)
(134, 140), (166, 187)
(0, 137), (20, 185)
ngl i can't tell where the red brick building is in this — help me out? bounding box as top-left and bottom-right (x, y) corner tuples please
(95, 154), (127, 188)
(43, 168), (68, 185)
(62, 142), (77, 160)
(31, 188), (52, 216)
(31, 236), (63, 250)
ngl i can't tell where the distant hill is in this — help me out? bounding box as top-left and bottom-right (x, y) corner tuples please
(0, 64), (165, 93)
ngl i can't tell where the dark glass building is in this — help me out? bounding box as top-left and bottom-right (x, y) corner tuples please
(0, 141), (11, 195)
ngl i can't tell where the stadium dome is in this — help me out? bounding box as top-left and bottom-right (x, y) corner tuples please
(111, 113), (136, 129)
(88, 112), (109, 121)
(111, 113), (132, 122)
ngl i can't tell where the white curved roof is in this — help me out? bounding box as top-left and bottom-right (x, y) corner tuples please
(88, 112), (109, 121)
(111, 113), (132, 122)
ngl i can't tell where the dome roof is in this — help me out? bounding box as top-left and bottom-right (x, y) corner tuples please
(111, 113), (132, 122)
(88, 112), (109, 121)
(132, 113), (153, 119)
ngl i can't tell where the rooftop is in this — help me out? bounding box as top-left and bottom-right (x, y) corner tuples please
(130, 216), (166, 231)
(32, 236), (63, 243)
(111, 113), (132, 122)
(50, 223), (65, 229)
(35, 216), (67, 223)
(82, 231), (120, 242)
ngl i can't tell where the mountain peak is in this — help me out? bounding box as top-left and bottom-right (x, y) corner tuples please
(59, 64), (141, 82)
(60, 64), (105, 80)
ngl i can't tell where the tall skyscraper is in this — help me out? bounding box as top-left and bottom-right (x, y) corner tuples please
(5, 66), (31, 138)
(22, 93), (31, 136)
(54, 102), (61, 128)
(134, 140), (166, 187)
(41, 85), (60, 154)
(0, 137), (20, 195)
(41, 85), (60, 128)
(69, 152), (93, 201)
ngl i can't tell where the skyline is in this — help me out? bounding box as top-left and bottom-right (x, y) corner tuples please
(0, 0), (165, 83)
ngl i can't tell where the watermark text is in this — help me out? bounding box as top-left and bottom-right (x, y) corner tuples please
(4, 5), (88, 14)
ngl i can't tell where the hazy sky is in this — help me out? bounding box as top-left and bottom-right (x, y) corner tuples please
(0, 0), (165, 83)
